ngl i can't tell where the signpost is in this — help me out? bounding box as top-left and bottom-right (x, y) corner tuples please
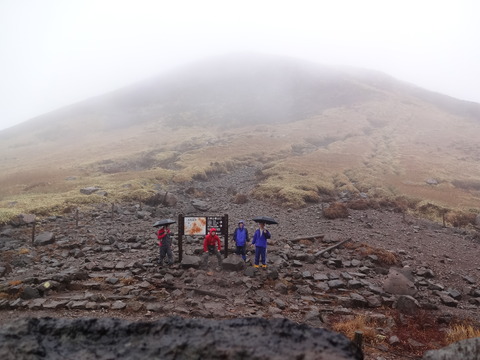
(177, 214), (229, 262)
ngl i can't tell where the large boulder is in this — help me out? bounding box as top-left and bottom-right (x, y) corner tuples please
(10, 214), (36, 227)
(383, 268), (417, 296)
(181, 255), (201, 269)
(423, 337), (480, 360)
(222, 255), (246, 271)
(0, 317), (363, 360)
(191, 200), (210, 211)
(33, 232), (56, 246)
(394, 295), (420, 315)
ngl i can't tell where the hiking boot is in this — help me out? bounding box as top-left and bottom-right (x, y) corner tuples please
(261, 264), (267, 268)
(253, 264), (260, 268)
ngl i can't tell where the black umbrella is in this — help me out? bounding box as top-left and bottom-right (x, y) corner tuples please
(252, 216), (278, 225)
(153, 219), (176, 227)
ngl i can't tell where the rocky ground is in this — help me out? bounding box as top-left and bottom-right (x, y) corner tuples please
(0, 316), (364, 360)
(1, 166), (480, 360)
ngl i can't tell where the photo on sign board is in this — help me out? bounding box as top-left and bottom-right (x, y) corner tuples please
(184, 217), (207, 236)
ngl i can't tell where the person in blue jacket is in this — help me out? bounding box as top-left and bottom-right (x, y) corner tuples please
(233, 220), (249, 261)
(251, 222), (271, 268)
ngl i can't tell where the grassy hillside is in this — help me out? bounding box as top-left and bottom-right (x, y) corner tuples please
(1, 54), (480, 224)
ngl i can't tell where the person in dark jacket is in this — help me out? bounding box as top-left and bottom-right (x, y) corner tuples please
(157, 224), (173, 266)
(202, 228), (222, 269)
(251, 222), (270, 268)
(233, 220), (249, 261)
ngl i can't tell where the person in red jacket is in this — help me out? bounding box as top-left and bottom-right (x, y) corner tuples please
(157, 224), (173, 267)
(202, 228), (223, 269)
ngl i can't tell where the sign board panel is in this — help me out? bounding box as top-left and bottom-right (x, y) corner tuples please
(184, 217), (207, 236)
(207, 216), (225, 234)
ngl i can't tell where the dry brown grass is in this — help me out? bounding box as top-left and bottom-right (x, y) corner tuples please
(446, 324), (480, 343)
(347, 199), (375, 210)
(120, 277), (135, 285)
(389, 310), (447, 357)
(331, 314), (382, 346)
(415, 201), (449, 222)
(2, 101), (480, 224)
(331, 308), (464, 358)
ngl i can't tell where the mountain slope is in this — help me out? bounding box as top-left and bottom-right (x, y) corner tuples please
(1, 53), (480, 221)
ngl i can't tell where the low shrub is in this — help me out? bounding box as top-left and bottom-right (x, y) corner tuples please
(346, 242), (399, 265)
(323, 202), (349, 219)
(444, 211), (477, 227)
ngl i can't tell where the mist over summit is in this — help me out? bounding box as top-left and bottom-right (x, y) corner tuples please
(4, 53), (479, 139)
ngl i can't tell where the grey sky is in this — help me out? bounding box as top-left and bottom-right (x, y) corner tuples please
(1, 0), (479, 131)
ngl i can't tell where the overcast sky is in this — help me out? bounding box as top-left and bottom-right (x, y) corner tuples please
(1, 0), (479, 131)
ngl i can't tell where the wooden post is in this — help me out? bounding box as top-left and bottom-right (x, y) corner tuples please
(442, 212), (446, 227)
(31, 222), (36, 244)
(353, 331), (363, 349)
(75, 208), (79, 227)
(177, 214), (184, 263)
(223, 213), (229, 258)
(111, 203), (115, 221)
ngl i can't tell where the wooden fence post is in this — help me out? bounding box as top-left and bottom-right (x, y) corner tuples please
(353, 331), (363, 350)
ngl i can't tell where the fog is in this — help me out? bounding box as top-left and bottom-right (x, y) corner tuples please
(1, 0), (479, 131)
